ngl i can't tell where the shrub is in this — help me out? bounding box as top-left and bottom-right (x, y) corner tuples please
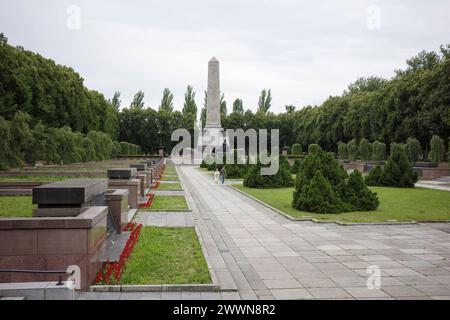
(308, 144), (321, 155)
(243, 156), (293, 188)
(404, 138), (422, 162)
(381, 148), (418, 188)
(365, 166), (383, 186)
(293, 150), (378, 213)
(337, 142), (347, 160)
(372, 141), (386, 161)
(284, 146), (292, 155)
(347, 139), (358, 161)
(295, 170), (344, 213)
(344, 170), (379, 211)
(429, 135), (445, 163)
(359, 138), (371, 161)
(290, 159), (301, 174)
(292, 143), (302, 155)
(390, 142), (404, 156)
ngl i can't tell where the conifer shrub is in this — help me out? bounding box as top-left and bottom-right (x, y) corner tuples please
(290, 159), (301, 174)
(292, 150), (378, 213)
(243, 156), (293, 188)
(292, 143), (302, 155)
(364, 166), (383, 186)
(381, 148), (418, 188)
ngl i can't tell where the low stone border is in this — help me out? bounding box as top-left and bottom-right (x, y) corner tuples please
(228, 185), (450, 226)
(91, 283), (219, 293)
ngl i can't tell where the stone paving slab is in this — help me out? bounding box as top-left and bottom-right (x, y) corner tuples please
(177, 166), (450, 300)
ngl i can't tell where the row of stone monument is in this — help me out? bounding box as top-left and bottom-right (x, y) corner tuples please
(0, 158), (165, 290)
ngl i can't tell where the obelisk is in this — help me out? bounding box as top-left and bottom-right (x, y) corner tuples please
(205, 57), (222, 129)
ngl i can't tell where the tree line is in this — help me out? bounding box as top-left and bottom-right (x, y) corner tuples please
(0, 33), (139, 169)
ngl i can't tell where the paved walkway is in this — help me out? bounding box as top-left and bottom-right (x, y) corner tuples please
(180, 166), (450, 300)
(134, 211), (194, 227)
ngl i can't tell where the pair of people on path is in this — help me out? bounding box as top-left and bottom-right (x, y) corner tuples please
(214, 167), (226, 185)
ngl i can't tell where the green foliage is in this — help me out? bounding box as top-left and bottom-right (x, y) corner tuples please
(337, 142), (347, 160)
(347, 139), (358, 161)
(308, 144), (321, 155)
(390, 142), (405, 156)
(232, 98), (244, 114)
(365, 166), (383, 186)
(243, 156), (293, 188)
(159, 88), (174, 113)
(284, 146), (292, 155)
(429, 135), (446, 163)
(381, 148), (418, 188)
(290, 159), (301, 174)
(344, 170), (379, 211)
(257, 89), (272, 114)
(182, 85), (197, 116)
(404, 137), (422, 162)
(358, 138), (371, 161)
(293, 150), (378, 213)
(372, 141), (386, 161)
(292, 143), (302, 155)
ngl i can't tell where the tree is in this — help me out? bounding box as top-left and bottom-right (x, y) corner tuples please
(308, 144), (321, 155)
(381, 148), (418, 188)
(220, 93), (227, 119)
(390, 143), (404, 156)
(182, 85), (197, 116)
(345, 76), (387, 95)
(257, 89), (272, 114)
(243, 156), (293, 188)
(359, 138), (371, 161)
(292, 143), (302, 155)
(347, 139), (358, 161)
(110, 91), (121, 110)
(372, 141), (386, 161)
(130, 90), (145, 110)
(285, 105), (295, 113)
(404, 137), (422, 162)
(365, 166), (383, 186)
(337, 142), (347, 160)
(429, 135), (446, 163)
(232, 98), (244, 114)
(159, 88), (174, 113)
(293, 150), (378, 213)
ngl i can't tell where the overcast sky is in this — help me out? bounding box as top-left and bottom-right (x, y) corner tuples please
(1, 0), (449, 114)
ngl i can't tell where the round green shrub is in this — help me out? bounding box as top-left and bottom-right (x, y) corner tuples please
(292, 143), (302, 155)
(381, 148), (418, 188)
(308, 144), (321, 155)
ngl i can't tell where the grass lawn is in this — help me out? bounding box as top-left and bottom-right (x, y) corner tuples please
(158, 182), (183, 191)
(234, 185), (450, 223)
(0, 196), (34, 218)
(160, 173), (179, 181)
(148, 195), (189, 211)
(120, 227), (211, 284)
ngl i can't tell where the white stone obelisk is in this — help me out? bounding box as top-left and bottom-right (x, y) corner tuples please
(205, 57), (222, 129)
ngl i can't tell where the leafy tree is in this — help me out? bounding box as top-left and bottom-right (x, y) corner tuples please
(182, 85), (197, 116)
(110, 91), (121, 110)
(257, 89), (272, 114)
(359, 138), (371, 161)
(285, 105), (295, 113)
(429, 135), (446, 163)
(292, 143), (302, 155)
(130, 90), (145, 110)
(159, 88), (174, 113)
(390, 142), (405, 156)
(337, 142), (347, 160)
(232, 98), (244, 114)
(347, 139), (358, 161)
(404, 137), (422, 162)
(372, 141), (386, 161)
(345, 76), (387, 95)
(220, 93), (227, 120)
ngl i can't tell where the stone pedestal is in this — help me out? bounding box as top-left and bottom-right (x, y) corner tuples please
(136, 174), (146, 196)
(105, 189), (129, 233)
(0, 207), (108, 291)
(107, 179), (139, 209)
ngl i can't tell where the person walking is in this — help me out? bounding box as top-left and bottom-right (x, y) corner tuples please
(213, 168), (220, 184)
(219, 166), (226, 185)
